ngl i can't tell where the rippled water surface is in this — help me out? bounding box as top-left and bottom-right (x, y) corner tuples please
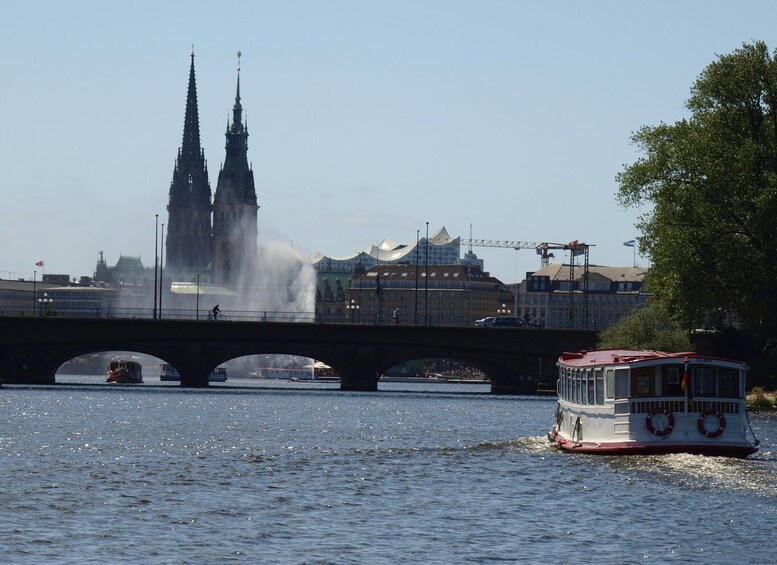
(1, 379), (776, 564)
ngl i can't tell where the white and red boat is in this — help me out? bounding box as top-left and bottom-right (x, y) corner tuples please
(548, 349), (759, 458)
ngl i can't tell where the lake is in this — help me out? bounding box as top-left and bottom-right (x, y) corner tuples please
(1, 378), (775, 564)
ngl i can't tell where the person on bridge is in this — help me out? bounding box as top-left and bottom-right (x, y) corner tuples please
(212, 305), (221, 320)
(392, 307), (400, 324)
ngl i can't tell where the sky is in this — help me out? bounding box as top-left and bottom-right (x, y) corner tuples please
(3, 1), (777, 284)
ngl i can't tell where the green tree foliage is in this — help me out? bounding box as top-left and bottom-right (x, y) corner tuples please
(598, 303), (692, 352)
(617, 42), (777, 343)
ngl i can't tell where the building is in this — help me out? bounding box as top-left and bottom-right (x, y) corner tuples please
(516, 263), (650, 329)
(311, 227), (489, 316)
(0, 278), (117, 318)
(212, 53), (258, 287)
(166, 50), (213, 274)
(343, 263), (513, 326)
(311, 226), (464, 275)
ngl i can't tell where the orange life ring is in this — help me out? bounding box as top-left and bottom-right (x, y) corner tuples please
(645, 407), (675, 437)
(697, 410), (726, 438)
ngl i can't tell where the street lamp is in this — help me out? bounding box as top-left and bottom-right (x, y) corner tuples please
(497, 303), (511, 316)
(38, 292), (54, 317)
(346, 299), (360, 323)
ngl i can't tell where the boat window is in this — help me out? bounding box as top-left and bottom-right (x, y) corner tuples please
(719, 368), (739, 398)
(595, 370), (604, 404)
(581, 371), (588, 404)
(631, 367), (654, 397)
(663, 365), (683, 396)
(605, 369), (614, 400)
(694, 366), (717, 397)
(614, 368), (629, 398)
(575, 371), (583, 404)
(587, 371), (595, 405)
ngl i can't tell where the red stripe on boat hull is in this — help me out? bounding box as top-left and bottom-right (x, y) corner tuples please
(550, 435), (757, 458)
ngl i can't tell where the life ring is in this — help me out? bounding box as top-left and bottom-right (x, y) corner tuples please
(697, 410), (726, 438)
(645, 407), (675, 437)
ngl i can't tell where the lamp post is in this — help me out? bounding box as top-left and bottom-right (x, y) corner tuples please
(32, 270), (37, 316)
(414, 229), (419, 325)
(153, 214), (158, 320)
(375, 274), (383, 325)
(196, 273), (200, 320)
(346, 299), (360, 323)
(38, 292), (54, 317)
(425, 221), (429, 325)
(497, 303), (511, 316)
(158, 222), (164, 319)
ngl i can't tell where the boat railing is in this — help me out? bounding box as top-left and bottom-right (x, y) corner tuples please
(620, 397), (742, 415)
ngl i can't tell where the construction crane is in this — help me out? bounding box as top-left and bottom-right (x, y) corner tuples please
(461, 235), (594, 329)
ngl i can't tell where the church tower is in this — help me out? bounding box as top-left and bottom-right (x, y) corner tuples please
(212, 52), (258, 286)
(166, 50), (213, 273)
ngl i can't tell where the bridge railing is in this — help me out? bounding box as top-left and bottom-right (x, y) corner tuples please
(1, 306), (531, 327)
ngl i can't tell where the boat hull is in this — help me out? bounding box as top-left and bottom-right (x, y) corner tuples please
(106, 370), (143, 384)
(548, 426), (758, 458)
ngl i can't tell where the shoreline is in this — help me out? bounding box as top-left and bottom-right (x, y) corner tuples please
(747, 389), (777, 409)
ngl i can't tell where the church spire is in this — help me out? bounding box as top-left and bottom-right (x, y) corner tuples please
(230, 51), (244, 134)
(166, 49), (213, 271)
(181, 49), (202, 160)
(212, 50), (258, 287)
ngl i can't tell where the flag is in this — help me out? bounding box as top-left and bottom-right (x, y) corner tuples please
(681, 365), (688, 394)
(35, 260), (45, 267)
(623, 240), (636, 247)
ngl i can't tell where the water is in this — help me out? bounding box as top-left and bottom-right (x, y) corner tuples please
(1, 379), (776, 564)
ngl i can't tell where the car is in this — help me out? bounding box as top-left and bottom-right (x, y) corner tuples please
(475, 317), (496, 327)
(490, 316), (526, 327)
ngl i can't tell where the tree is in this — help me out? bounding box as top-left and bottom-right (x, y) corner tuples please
(598, 303), (692, 352)
(617, 42), (777, 352)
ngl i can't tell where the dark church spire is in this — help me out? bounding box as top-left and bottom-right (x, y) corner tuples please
(166, 49), (213, 271)
(181, 48), (203, 161)
(212, 50), (258, 286)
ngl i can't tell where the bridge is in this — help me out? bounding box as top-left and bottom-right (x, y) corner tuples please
(0, 317), (598, 393)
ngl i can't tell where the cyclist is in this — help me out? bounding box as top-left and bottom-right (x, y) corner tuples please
(211, 305), (221, 320)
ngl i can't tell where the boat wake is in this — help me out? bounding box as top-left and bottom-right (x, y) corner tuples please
(602, 451), (777, 497)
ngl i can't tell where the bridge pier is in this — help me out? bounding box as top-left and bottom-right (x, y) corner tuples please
(172, 347), (215, 388)
(0, 346), (57, 384)
(332, 346), (381, 392)
(339, 372), (379, 392)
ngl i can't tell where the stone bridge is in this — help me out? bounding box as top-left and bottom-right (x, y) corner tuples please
(0, 317), (598, 393)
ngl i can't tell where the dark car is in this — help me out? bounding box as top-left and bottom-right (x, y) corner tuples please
(490, 316), (526, 327)
(475, 316), (496, 327)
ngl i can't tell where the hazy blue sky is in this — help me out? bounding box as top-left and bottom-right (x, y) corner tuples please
(2, 1), (776, 284)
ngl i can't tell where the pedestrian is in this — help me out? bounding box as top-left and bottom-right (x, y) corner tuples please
(392, 307), (400, 324)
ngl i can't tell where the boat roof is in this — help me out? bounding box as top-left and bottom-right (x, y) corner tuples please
(558, 349), (746, 368)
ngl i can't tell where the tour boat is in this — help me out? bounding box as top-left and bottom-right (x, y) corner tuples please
(106, 360), (143, 384)
(548, 349), (759, 458)
(159, 363), (228, 382)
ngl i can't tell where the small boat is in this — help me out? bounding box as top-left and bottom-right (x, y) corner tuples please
(159, 363), (227, 382)
(106, 360), (143, 384)
(209, 366), (228, 382)
(548, 349), (759, 458)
